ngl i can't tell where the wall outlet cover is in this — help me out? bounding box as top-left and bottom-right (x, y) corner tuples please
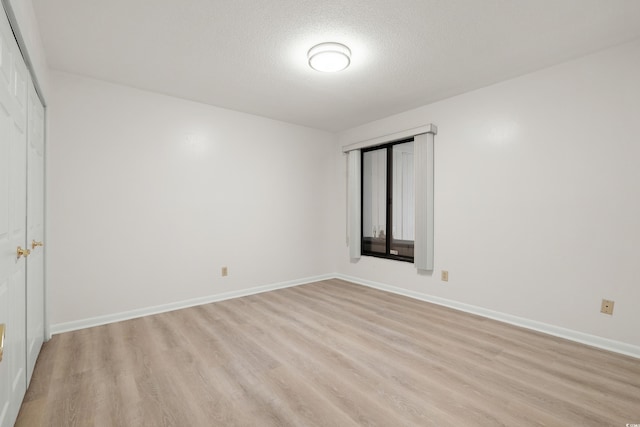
(600, 299), (614, 315)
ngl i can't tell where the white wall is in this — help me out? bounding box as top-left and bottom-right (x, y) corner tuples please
(335, 40), (640, 348)
(48, 71), (336, 325)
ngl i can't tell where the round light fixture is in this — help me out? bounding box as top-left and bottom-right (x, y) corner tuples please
(307, 42), (351, 72)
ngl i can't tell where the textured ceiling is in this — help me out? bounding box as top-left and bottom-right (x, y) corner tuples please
(32, 0), (640, 131)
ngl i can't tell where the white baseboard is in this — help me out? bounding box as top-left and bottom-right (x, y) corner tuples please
(50, 273), (334, 335)
(334, 274), (640, 359)
(51, 272), (640, 359)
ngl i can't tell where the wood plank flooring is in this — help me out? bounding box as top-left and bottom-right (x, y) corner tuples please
(16, 279), (640, 426)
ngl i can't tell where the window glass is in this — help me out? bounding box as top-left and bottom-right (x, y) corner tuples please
(361, 139), (414, 261)
(391, 141), (414, 258)
(362, 148), (387, 255)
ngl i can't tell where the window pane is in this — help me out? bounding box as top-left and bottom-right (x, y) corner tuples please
(391, 141), (414, 258)
(362, 148), (387, 255)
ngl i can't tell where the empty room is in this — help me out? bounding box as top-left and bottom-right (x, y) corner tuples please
(1, 0), (639, 426)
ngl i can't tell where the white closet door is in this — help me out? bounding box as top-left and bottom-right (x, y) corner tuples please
(0, 8), (29, 427)
(26, 81), (45, 385)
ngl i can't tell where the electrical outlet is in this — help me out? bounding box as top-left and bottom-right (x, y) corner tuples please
(221, 266), (228, 277)
(600, 299), (614, 315)
(441, 270), (449, 282)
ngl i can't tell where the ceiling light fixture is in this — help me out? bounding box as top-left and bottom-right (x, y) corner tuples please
(307, 42), (351, 72)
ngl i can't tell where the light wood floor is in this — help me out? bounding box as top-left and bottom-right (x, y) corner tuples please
(16, 279), (640, 426)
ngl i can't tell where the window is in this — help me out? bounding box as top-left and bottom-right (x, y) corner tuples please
(361, 138), (414, 262)
(345, 124), (436, 270)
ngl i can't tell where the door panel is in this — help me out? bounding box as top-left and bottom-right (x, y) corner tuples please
(0, 7), (28, 427)
(0, 38), (12, 425)
(9, 31), (28, 427)
(0, 16), (14, 425)
(26, 82), (44, 384)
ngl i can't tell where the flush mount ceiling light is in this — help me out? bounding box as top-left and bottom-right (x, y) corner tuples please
(308, 42), (351, 72)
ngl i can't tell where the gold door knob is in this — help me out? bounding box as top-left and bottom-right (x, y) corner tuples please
(17, 246), (31, 259)
(0, 324), (5, 362)
(32, 240), (43, 250)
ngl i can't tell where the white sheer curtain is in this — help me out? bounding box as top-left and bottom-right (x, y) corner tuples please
(347, 150), (361, 259)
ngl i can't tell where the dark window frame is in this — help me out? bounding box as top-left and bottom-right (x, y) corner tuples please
(361, 137), (414, 263)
